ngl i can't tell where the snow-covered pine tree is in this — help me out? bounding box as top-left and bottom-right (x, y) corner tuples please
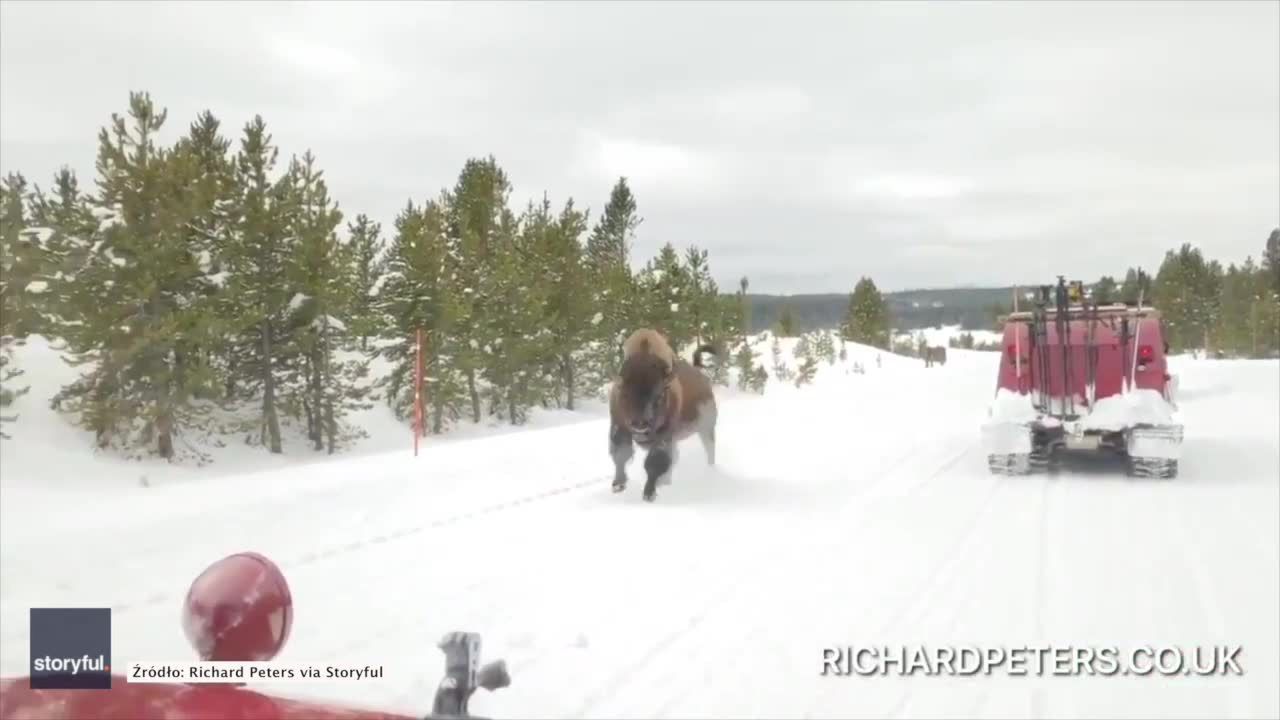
(794, 355), (818, 387)
(636, 243), (696, 350)
(220, 114), (298, 453)
(749, 363), (769, 394)
(376, 195), (466, 433)
(525, 194), (591, 409)
(770, 335), (792, 381)
(0, 177), (30, 436)
(793, 332), (812, 362)
(814, 329), (836, 365)
(477, 198), (548, 425)
(280, 150), (371, 453)
(26, 168), (100, 336)
(53, 93), (220, 458)
(733, 340), (756, 391)
(582, 177), (641, 394)
(168, 111), (237, 406)
(0, 173), (56, 338)
(446, 156), (512, 424)
(844, 277), (891, 349)
(343, 213), (386, 350)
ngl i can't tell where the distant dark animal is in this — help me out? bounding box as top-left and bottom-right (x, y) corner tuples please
(608, 329), (718, 502)
(924, 346), (947, 367)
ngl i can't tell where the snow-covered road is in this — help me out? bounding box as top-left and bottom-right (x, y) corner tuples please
(2, 346), (1276, 719)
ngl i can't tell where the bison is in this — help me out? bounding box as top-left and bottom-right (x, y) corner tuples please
(608, 329), (718, 502)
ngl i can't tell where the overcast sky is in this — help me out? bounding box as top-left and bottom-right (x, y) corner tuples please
(2, 1), (1276, 294)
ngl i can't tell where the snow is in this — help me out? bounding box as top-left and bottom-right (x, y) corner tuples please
(289, 292), (311, 311)
(1080, 388), (1178, 431)
(19, 227), (54, 246)
(204, 271), (230, 288)
(591, 312), (603, 326)
(0, 337), (1276, 719)
(196, 250), (213, 274)
(313, 315), (347, 332)
(369, 272), (394, 298)
(895, 323), (1003, 349)
(91, 205), (123, 232)
(23, 281), (48, 295)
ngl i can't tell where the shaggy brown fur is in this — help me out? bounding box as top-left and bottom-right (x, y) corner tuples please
(608, 329), (718, 502)
(924, 346), (948, 367)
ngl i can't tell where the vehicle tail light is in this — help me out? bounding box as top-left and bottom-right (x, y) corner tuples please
(1138, 344), (1154, 362)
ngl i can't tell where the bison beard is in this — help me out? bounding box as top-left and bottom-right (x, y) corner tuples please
(609, 329), (718, 502)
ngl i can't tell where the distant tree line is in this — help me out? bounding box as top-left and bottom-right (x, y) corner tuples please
(987, 238), (1279, 358)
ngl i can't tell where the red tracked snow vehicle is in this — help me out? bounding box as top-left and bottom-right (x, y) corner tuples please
(0, 552), (510, 720)
(982, 277), (1183, 478)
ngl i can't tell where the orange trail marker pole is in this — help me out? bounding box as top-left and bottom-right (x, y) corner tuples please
(414, 328), (423, 456)
(430, 333), (435, 438)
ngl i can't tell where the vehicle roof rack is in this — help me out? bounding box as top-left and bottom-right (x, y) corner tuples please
(1001, 304), (1160, 323)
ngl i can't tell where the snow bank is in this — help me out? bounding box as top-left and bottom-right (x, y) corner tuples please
(1080, 388), (1178, 431)
(893, 324), (1002, 349)
(985, 388), (1039, 424)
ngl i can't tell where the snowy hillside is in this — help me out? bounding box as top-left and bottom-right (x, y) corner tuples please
(894, 324), (1004, 349)
(0, 336), (1276, 719)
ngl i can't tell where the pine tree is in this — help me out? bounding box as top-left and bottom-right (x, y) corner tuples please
(733, 341), (756, 391)
(221, 114), (297, 453)
(794, 355), (818, 387)
(53, 92), (220, 458)
(169, 111), (236, 405)
(0, 172), (53, 337)
(280, 150), (371, 453)
(532, 195), (591, 409)
(583, 177), (641, 392)
(636, 242), (695, 349)
(1092, 275), (1118, 304)
(770, 335), (791, 381)
(1264, 228), (1280, 300)
(446, 155), (513, 423)
(478, 198), (547, 425)
(814, 329), (836, 365)
(794, 332), (812, 362)
(376, 195), (466, 433)
(343, 213), (386, 350)
(0, 175), (31, 436)
(749, 364), (769, 394)
(1120, 267), (1151, 304)
(842, 277), (890, 348)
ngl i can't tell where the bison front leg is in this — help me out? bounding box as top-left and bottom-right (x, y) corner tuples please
(642, 438), (674, 502)
(610, 424), (633, 493)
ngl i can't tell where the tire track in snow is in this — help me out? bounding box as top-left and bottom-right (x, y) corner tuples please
(571, 436), (983, 719)
(1027, 472), (1055, 720)
(804, 462), (1012, 718)
(562, 439), (950, 719)
(1168, 489), (1254, 718)
(0, 472), (612, 651)
(649, 439), (985, 719)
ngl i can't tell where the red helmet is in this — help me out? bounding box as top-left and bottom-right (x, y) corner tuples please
(182, 552), (293, 662)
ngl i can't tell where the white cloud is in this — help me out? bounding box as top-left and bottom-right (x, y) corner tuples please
(1, 0), (1276, 294)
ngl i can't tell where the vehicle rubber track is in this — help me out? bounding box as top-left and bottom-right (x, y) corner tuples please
(1127, 456), (1179, 479)
(987, 446), (1052, 476)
